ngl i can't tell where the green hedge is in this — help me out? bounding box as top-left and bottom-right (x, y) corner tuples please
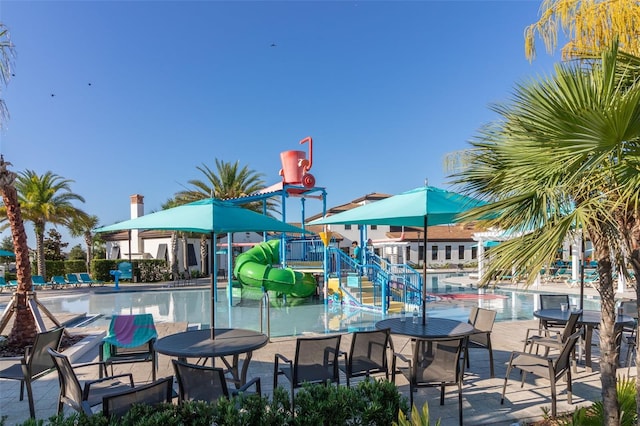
(90, 259), (170, 283)
(9, 380), (408, 426)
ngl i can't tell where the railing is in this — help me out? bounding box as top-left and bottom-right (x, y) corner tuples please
(259, 290), (271, 341)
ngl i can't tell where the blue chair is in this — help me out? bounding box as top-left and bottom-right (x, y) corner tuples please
(0, 276), (16, 292)
(117, 262), (133, 280)
(79, 273), (104, 286)
(66, 274), (82, 287)
(32, 275), (49, 289)
(50, 275), (69, 289)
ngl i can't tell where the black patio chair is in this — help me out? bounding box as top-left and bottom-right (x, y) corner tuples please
(539, 294), (570, 331)
(102, 376), (173, 419)
(0, 327), (64, 418)
(340, 328), (391, 386)
(464, 307), (497, 377)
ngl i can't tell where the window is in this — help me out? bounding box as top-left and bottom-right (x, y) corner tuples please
(187, 244), (198, 267)
(389, 226), (403, 232)
(418, 245), (424, 261)
(370, 225), (377, 230)
(458, 245), (465, 260)
(445, 245), (452, 260)
(344, 224), (352, 230)
(406, 246), (411, 262)
(431, 245), (438, 261)
(472, 246), (478, 259)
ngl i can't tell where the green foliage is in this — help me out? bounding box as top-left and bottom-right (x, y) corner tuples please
(393, 403), (441, 426)
(89, 259), (169, 282)
(44, 260), (65, 280)
(553, 376), (637, 426)
(12, 379), (405, 426)
(0, 236), (12, 251)
(64, 260), (87, 274)
(91, 259), (117, 282)
(68, 244), (86, 261)
(43, 229), (67, 261)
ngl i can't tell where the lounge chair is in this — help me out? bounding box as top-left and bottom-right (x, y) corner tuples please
(79, 273), (104, 286)
(50, 275), (69, 289)
(565, 270), (599, 288)
(66, 274), (82, 287)
(32, 275), (50, 290)
(0, 276), (16, 292)
(100, 314), (158, 381)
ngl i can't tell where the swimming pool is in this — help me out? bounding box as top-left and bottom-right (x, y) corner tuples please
(13, 273), (601, 338)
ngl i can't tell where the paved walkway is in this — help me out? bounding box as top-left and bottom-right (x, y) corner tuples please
(0, 276), (637, 425)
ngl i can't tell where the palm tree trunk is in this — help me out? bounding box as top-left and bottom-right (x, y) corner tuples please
(593, 247), (620, 426)
(84, 232), (93, 273)
(170, 232), (178, 280)
(0, 157), (37, 345)
(200, 234), (207, 275)
(35, 222), (46, 278)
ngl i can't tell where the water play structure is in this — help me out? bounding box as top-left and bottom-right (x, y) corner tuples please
(233, 240), (317, 298)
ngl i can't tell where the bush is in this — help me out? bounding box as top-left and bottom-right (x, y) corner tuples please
(9, 379), (408, 426)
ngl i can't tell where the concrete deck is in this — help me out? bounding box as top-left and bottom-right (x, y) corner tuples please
(0, 277), (637, 425)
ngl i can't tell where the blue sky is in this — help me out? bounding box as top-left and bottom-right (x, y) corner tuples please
(0, 1), (560, 248)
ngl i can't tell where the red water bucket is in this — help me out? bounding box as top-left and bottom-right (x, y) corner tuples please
(280, 150), (306, 183)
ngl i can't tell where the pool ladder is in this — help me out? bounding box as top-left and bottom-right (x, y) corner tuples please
(259, 291), (271, 342)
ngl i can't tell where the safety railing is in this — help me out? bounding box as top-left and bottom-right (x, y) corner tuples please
(259, 290), (271, 341)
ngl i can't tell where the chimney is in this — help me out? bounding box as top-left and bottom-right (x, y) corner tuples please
(129, 194), (144, 256)
(130, 194), (144, 219)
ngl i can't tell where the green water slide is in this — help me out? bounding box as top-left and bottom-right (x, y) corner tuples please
(233, 239), (317, 298)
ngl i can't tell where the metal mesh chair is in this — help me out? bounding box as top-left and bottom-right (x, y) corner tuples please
(502, 328), (582, 418)
(392, 336), (466, 426)
(172, 359), (261, 403)
(0, 327), (64, 418)
(102, 377), (173, 419)
(340, 328), (391, 386)
(274, 334), (342, 407)
(539, 294), (570, 331)
(465, 307), (497, 377)
(524, 310), (581, 357)
(48, 348), (134, 415)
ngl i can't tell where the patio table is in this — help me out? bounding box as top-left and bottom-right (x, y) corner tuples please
(154, 328), (268, 387)
(375, 317), (475, 339)
(533, 309), (634, 371)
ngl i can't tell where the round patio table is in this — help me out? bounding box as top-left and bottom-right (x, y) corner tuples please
(533, 309), (635, 371)
(154, 328), (268, 387)
(375, 317), (475, 339)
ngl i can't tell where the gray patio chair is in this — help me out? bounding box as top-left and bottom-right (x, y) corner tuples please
(0, 327), (64, 418)
(392, 336), (466, 425)
(274, 334), (342, 407)
(539, 294), (570, 331)
(619, 300), (638, 372)
(524, 310), (581, 357)
(172, 359), (261, 404)
(48, 348), (134, 415)
(464, 307), (497, 377)
(339, 328), (391, 386)
(102, 376), (173, 419)
(501, 328), (582, 418)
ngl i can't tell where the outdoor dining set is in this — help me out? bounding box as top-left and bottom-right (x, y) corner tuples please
(1, 295), (637, 425)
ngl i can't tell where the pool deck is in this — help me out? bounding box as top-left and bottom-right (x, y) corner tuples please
(0, 276), (637, 425)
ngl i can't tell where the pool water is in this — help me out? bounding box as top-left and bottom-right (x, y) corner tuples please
(11, 274), (601, 338)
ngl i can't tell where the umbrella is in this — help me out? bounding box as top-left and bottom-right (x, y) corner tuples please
(95, 198), (309, 339)
(0, 249), (15, 257)
(309, 186), (484, 324)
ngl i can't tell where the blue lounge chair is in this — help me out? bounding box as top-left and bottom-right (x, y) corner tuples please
(0, 276), (16, 293)
(79, 273), (104, 287)
(32, 275), (49, 290)
(50, 275), (68, 289)
(66, 274), (82, 287)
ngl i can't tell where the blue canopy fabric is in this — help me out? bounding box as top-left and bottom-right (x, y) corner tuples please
(0, 249), (15, 257)
(94, 198), (309, 235)
(308, 186), (483, 227)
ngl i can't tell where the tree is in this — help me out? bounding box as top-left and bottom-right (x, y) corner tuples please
(0, 24), (13, 127)
(451, 44), (640, 425)
(68, 244), (86, 261)
(0, 235), (12, 251)
(43, 228), (67, 261)
(12, 170), (86, 278)
(68, 213), (99, 272)
(525, 0), (640, 61)
(175, 159), (274, 275)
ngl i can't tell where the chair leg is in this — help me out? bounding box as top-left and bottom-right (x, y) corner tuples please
(19, 380), (24, 401)
(550, 376), (557, 418)
(566, 369), (573, 405)
(501, 360), (514, 405)
(25, 379), (35, 418)
(487, 339), (494, 378)
(440, 384), (445, 405)
(409, 383), (414, 410)
(458, 382), (463, 426)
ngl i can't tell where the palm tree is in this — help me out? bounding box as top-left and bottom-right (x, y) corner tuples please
(524, 0), (640, 60)
(0, 24), (14, 128)
(175, 159), (274, 275)
(68, 213), (100, 273)
(451, 44), (640, 425)
(13, 170), (86, 278)
(160, 198), (181, 280)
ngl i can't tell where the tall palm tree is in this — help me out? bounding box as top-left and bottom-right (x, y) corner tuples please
(160, 198), (181, 280)
(451, 44), (640, 425)
(13, 170), (86, 278)
(68, 213), (100, 273)
(0, 24), (14, 128)
(175, 159), (275, 275)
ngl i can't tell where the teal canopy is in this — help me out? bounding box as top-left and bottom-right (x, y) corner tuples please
(309, 186), (483, 227)
(0, 249), (15, 257)
(95, 198), (308, 235)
